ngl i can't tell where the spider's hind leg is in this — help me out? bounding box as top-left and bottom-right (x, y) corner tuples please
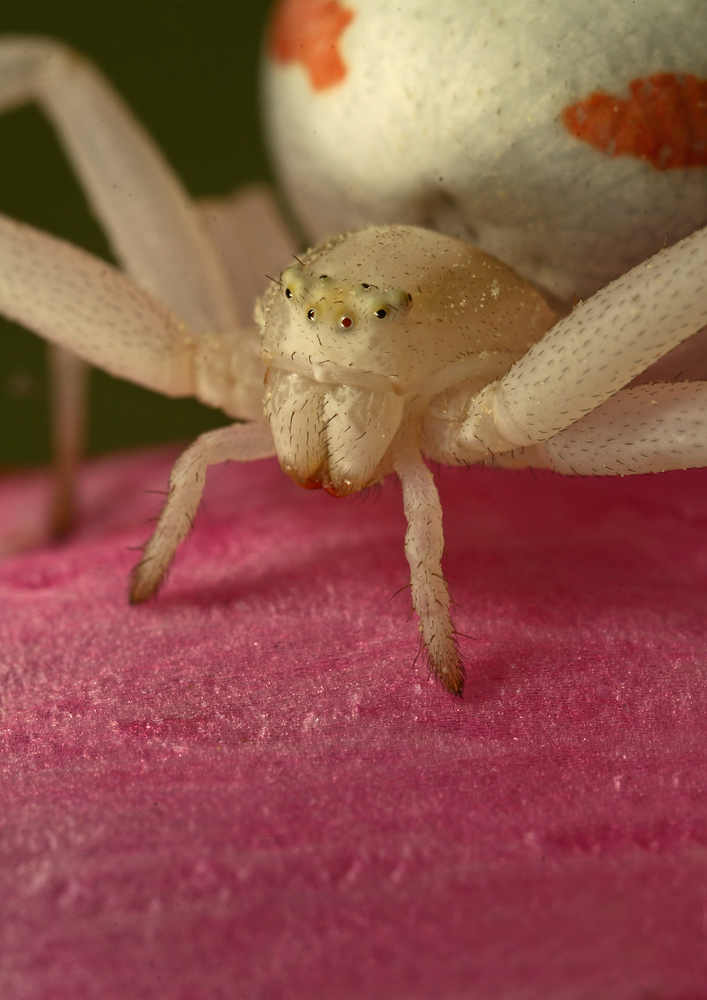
(47, 346), (88, 538)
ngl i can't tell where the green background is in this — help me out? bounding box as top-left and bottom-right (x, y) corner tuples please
(0, 0), (274, 467)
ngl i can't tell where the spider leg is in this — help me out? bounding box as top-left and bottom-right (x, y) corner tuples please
(0, 37), (236, 330)
(198, 185), (298, 327)
(195, 185), (299, 421)
(0, 209), (271, 422)
(393, 447), (464, 696)
(0, 39), (287, 530)
(536, 381), (707, 476)
(0, 215), (197, 396)
(462, 224), (707, 455)
(130, 422), (276, 603)
(47, 345), (88, 537)
(633, 324), (707, 384)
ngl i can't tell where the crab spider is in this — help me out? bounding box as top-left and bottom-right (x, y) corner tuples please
(1, 40), (707, 695)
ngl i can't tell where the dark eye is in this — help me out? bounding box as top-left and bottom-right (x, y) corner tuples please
(307, 308), (316, 321)
(361, 283), (370, 289)
(375, 308), (387, 319)
(319, 274), (328, 279)
(285, 288), (292, 299)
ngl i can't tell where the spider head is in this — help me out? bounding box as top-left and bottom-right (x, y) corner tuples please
(257, 257), (412, 495)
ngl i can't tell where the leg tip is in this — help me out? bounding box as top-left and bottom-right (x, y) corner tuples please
(49, 482), (78, 540)
(129, 563), (160, 604)
(423, 628), (466, 697)
(438, 662), (465, 697)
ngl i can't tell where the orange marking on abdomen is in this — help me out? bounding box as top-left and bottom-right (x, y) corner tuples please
(268, 0), (355, 91)
(562, 73), (707, 169)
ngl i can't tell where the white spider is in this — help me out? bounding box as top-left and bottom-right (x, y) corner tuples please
(0, 22), (706, 695)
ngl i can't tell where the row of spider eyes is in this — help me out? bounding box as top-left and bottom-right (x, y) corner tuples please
(284, 277), (408, 330)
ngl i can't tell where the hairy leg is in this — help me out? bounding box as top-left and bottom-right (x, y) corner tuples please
(393, 447), (464, 696)
(198, 185), (298, 328)
(0, 37), (236, 332)
(0, 215), (195, 396)
(463, 225), (707, 455)
(537, 381), (707, 475)
(131, 422), (276, 603)
(0, 39), (282, 531)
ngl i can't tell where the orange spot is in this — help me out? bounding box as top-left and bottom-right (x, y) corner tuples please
(562, 73), (707, 169)
(268, 0), (354, 91)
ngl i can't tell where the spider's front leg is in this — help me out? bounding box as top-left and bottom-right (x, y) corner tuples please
(393, 448), (463, 697)
(131, 423), (276, 603)
(0, 208), (280, 586)
(0, 37), (234, 327)
(0, 37), (295, 528)
(428, 225), (707, 475)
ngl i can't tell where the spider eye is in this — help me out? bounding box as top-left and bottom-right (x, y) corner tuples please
(374, 308), (387, 319)
(361, 283), (370, 289)
(285, 288), (293, 299)
(307, 308), (316, 321)
(340, 316), (354, 330)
